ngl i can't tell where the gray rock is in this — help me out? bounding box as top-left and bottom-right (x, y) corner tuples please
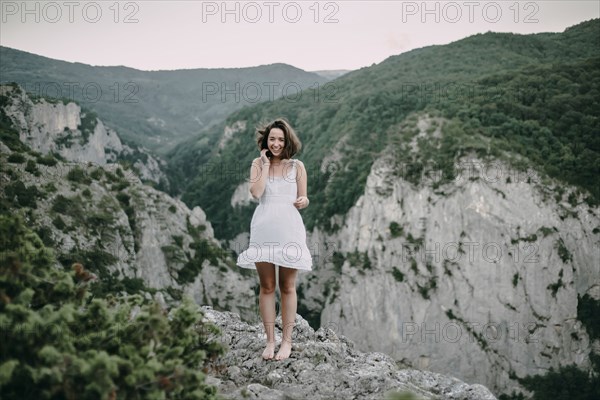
(228, 114), (599, 395)
(0, 83), (167, 184)
(0, 83), (258, 322)
(201, 306), (497, 400)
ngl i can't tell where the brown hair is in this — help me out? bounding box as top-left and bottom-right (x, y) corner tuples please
(255, 117), (302, 160)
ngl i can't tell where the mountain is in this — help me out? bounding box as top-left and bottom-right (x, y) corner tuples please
(0, 212), (226, 399)
(0, 83), (502, 400)
(163, 18), (600, 398)
(2, 17), (598, 399)
(0, 83), (257, 321)
(0, 46), (333, 155)
(0, 82), (168, 187)
(167, 18), (600, 241)
(201, 306), (498, 400)
(310, 69), (352, 80)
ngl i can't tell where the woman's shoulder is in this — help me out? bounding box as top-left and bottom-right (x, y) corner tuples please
(291, 158), (305, 168)
(289, 159), (306, 176)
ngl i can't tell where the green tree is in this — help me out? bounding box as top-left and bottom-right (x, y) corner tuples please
(0, 214), (224, 399)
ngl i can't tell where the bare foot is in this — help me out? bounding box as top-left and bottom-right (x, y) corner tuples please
(275, 340), (292, 361)
(262, 341), (275, 360)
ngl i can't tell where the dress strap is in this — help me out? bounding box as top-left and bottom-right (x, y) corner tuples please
(288, 158), (296, 179)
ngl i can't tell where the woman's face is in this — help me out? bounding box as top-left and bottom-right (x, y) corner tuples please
(268, 128), (285, 157)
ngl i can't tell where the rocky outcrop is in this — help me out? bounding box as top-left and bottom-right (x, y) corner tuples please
(219, 120), (247, 150)
(318, 115), (598, 395)
(231, 180), (255, 208)
(200, 306), (498, 400)
(1, 115), (500, 400)
(2, 149), (257, 319)
(0, 83), (167, 185)
(0, 83), (258, 321)
(231, 114), (600, 396)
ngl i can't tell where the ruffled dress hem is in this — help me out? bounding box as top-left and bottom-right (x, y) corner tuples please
(236, 158), (313, 273)
(236, 254), (312, 272)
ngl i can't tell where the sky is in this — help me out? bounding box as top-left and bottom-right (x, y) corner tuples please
(1, 1), (598, 72)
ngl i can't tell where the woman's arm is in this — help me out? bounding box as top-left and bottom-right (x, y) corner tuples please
(249, 157), (270, 199)
(294, 160), (309, 209)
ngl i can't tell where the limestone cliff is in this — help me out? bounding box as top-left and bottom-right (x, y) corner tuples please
(0, 83), (168, 186)
(199, 306), (498, 400)
(0, 83), (257, 320)
(0, 82), (504, 400)
(230, 114), (599, 396)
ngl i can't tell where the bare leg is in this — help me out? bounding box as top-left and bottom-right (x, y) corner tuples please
(256, 262), (277, 359)
(275, 265), (298, 360)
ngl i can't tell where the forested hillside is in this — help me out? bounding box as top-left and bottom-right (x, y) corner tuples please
(166, 19), (599, 241)
(1, 18), (598, 400)
(0, 46), (331, 154)
(162, 22), (600, 396)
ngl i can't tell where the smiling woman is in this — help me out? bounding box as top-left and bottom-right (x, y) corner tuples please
(255, 118), (302, 163)
(236, 117), (312, 362)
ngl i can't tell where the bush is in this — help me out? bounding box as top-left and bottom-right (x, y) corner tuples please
(0, 214), (225, 399)
(90, 168), (104, 180)
(391, 267), (405, 282)
(4, 181), (40, 209)
(389, 222), (404, 238)
(67, 166), (92, 184)
(43, 182), (57, 193)
(52, 215), (67, 231)
(51, 194), (84, 222)
(346, 249), (372, 270)
(36, 154), (57, 166)
(111, 181), (130, 191)
(556, 238), (573, 264)
(331, 251), (344, 273)
(7, 153), (25, 163)
(516, 364), (599, 400)
(78, 111), (98, 143)
(57, 248), (119, 280)
(176, 239), (229, 285)
(578, 294), (600, 341)
(0, 105), (28, 153)
(24, 159), (38, 174)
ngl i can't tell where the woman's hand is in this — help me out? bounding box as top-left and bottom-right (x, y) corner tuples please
(260, 149), (270, 164)
(294, 196), (309, 209)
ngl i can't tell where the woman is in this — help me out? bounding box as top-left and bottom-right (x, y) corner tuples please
(236, 118), (313, 361)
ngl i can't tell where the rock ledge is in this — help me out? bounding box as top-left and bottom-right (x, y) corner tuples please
(200, 306), (497, 400)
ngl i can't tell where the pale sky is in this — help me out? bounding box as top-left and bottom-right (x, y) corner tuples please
(1, 1), (598, 72)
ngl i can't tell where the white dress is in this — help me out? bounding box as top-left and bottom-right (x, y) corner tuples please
(236, 159), (313, 272)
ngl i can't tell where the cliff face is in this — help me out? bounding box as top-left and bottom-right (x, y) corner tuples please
(200, 306), (498, 400)
(0, 84), (166, 185)
(0, 82), (503, 400)
(320, 116), (598, 394)
(231, 115), (599, 395)
(0, 83), (257, 321)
